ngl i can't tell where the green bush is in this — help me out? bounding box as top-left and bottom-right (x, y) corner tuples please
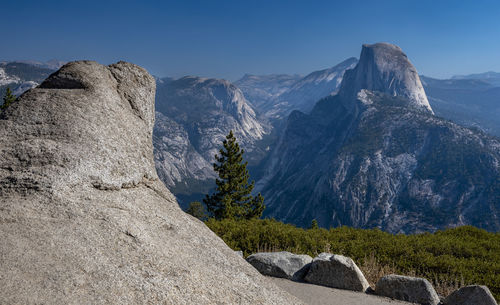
(206, 218), (500, 301)
(1, 87), (16, 111)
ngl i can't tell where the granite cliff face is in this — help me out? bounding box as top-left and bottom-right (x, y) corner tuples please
(153, 111), (215, 193)
(235, 73), (302, 112)
(153, 76), (270, 204)
(0, 61), (301, 304)
(257, 43), (500, 233)
(339, 43), (433, 113)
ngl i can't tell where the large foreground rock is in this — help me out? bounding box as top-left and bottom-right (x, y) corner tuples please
(0, 61), (301, 304)
(444, 285), (498, 305)
(375, 274), (440, 305)
(304, 253), (370, 292)
(247, 251), (313, 281)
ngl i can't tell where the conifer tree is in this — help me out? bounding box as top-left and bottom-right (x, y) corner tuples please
(186, 201), (208, 220)
(310, 219), (319, 229)
(1, 87), (16, 111)
(203, 130), (265, 220)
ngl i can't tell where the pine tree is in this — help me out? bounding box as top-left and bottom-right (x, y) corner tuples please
(186, 201), (208, 220)
(310, 219), (319, 229)
(203, 130), (265, 220)
(1, 87), (16, 111)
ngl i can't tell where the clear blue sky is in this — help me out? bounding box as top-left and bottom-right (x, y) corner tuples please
(2, 0), (499, 80)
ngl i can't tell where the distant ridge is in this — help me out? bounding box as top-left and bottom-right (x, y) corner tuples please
(452, 71), (500, 87)
(236, 57), (358, 119)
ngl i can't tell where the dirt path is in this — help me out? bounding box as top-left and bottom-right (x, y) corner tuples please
(268, 277), (418, 305)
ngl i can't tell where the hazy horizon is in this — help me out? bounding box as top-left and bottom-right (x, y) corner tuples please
(2, 0), (500, 81)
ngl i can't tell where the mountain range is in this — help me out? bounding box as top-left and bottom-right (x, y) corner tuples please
(0, 62), (55, 96)
(452, 71), (500, 87)
(422, 76), (500, 136)
(2, 45), (500, 232)
(234, 73), (302, 113)
(236, 58), (358, 120)
(256, 43), (500, 233)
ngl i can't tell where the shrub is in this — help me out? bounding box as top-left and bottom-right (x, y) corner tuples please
(206, 218), (500, 301)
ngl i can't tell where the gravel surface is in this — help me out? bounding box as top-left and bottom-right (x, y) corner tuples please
(269, 277), (418, 305)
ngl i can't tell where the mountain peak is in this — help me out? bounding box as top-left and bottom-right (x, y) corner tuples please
(340, 42), (433, 113)
(335, 56), (359, 68)
(362, 42), (403, 52)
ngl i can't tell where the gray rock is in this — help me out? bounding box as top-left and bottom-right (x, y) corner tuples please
(444, 285), (498, 305)
(339, 42), (433, 114)
(153, 111), (215, 190)
(235, 250), (244, 257)
(375, 274), (440, 305)
(247, 251), (313, 281)
(304, 253), (370, 292)
(0, 61), (302, 305)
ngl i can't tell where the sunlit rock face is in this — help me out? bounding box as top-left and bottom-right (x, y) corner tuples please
(0, 61), (301, 305)
(339, 43), (433, 114)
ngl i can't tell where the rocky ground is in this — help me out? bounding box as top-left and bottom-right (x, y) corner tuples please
(269, 277), (417, 305)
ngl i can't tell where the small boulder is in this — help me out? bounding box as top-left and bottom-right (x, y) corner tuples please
(304, 253), (370, 292)
(444, 285), (498, 305)
(375, 274), (440, 305)
(246, 251), (313, 281)
(235, 250), (244, 258)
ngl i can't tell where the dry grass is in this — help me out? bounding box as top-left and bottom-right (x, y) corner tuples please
(256, 241), (334, 256)
(358, 252), (400, 287)
(256, 243), (285, 253)
(431, 273), (465, 297)
(358, 252), (465, 297)
(252, 245), (466, 298)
